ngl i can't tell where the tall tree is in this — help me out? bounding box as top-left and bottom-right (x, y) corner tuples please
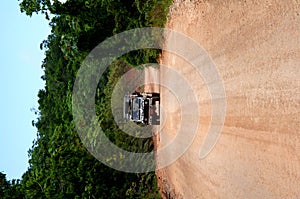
(17, 0), (171, 198)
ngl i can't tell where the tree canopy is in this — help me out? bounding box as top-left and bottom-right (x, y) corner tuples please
(0, 0), (171, 198)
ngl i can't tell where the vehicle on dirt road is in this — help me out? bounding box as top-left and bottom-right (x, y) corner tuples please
(124, 92), (160, 125)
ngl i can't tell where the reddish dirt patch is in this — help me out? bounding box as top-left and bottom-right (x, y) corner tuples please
(153, 0), (300, 198)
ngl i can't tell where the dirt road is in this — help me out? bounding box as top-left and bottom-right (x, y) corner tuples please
(153, 0), (300, 198)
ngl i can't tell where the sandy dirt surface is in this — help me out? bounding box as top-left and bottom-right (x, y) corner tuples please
(151, 0), (300, 198)
(144, 67), (160, 93)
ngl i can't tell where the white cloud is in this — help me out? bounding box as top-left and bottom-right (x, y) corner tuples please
(50, 0), (67, 4)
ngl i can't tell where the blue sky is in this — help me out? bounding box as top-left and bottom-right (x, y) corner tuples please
(0, 1), (51, 180)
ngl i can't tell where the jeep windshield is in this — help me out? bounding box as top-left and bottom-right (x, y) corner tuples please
(131, 97), (142, 121)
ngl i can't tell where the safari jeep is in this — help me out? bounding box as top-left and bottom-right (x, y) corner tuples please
(124, 92), (160, 125)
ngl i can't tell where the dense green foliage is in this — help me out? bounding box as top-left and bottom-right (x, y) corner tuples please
(0, 0), (171, 198)
(0, 172), (23, 198)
